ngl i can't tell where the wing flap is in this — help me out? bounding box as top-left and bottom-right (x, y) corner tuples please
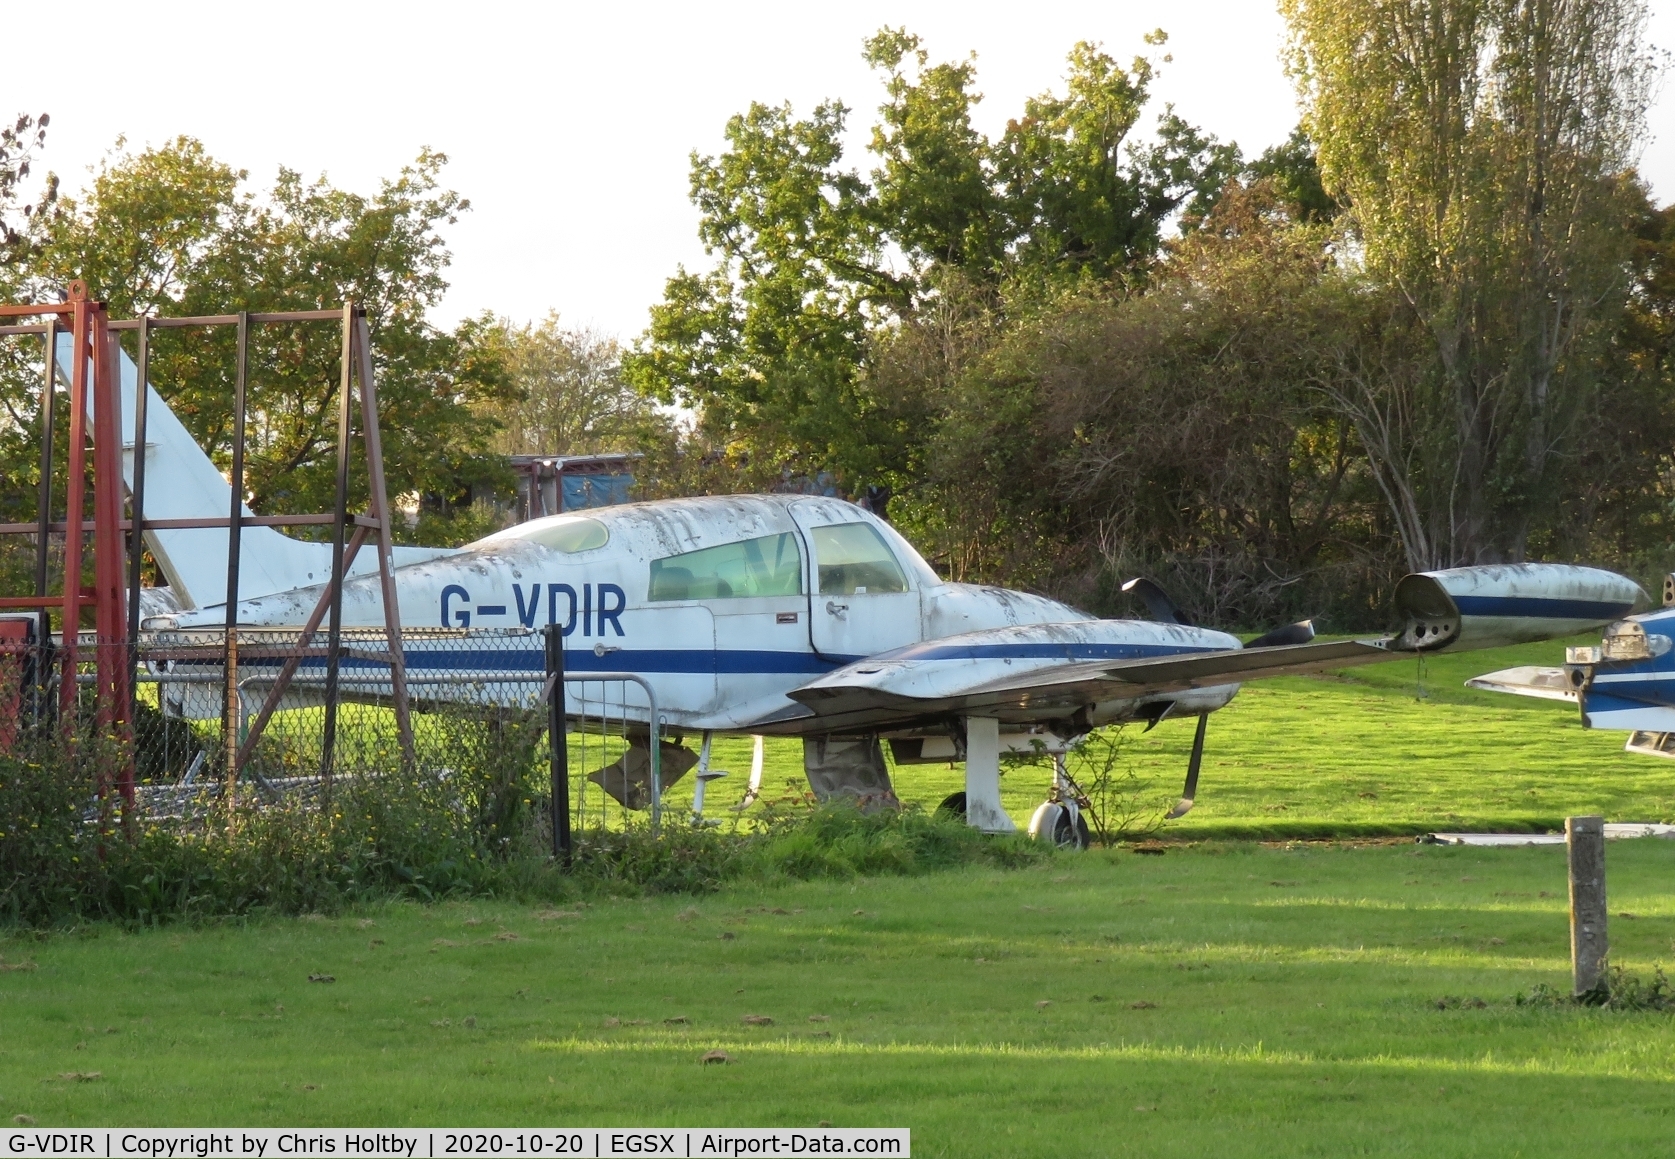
(978, 637), (1392, 697)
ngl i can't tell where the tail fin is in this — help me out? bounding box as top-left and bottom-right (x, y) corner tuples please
(65, 335), (453, 611)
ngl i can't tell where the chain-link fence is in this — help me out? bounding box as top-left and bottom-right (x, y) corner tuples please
(0, 626), (670, 841)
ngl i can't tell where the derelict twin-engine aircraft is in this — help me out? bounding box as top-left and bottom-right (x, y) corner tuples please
(94, 340), (1647, 838)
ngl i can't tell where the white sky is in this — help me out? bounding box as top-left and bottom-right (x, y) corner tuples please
(9, 0), (1675, 341)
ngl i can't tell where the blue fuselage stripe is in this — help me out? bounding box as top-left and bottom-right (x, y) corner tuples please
(165, 641), (1221, 678)
(1453, 595), (1633, 620)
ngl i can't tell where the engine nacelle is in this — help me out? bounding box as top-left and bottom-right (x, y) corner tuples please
(1392, 564), (1644, 652)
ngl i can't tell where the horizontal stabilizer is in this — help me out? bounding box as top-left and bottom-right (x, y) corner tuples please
(1464, 666), (1577, 702)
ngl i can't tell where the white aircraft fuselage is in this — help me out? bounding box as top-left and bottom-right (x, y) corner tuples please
(149, 494), (1243, 739)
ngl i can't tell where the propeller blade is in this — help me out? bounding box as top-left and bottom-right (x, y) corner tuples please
(1137, 700), (1176, 733)
(1121, 577), (1194, 626)
(1246, 619), (1316, 649)
(1164, 713), (1209, 820)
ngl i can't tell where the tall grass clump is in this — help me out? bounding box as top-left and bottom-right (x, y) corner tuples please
(745, 801), (1046, 880)
(0, 728), (111, 924)
(0, 725), (534, 925)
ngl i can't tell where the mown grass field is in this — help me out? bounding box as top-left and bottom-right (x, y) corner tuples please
(682, 637), (1675, 836)
(3, 640), (1674, 1153)
(3, 843), (1674, 1152)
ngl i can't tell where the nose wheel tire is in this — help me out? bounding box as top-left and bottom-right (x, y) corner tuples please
(1028, 800), (1090, 850)
(1056, 809), (1091, 850)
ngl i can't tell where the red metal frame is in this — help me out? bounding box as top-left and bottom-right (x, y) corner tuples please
(0, 282), (132, 803)
(2, 288), (414, 815)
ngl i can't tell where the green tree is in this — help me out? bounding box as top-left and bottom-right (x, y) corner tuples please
(995, 36), (1241, 280)
(1245, 128), (1339, 224)
(879, 180), (1388, 624)
(1283, 0), (1659, 567)
(478, 312), (672, 457)
(625, 29), (1240, 492)
(17, 138), (515, 543)
(0, 112), (55, 271)
(0, 112), (57, 595)
(628, 98), (887, 480)
(1558, 187), (1675, 567)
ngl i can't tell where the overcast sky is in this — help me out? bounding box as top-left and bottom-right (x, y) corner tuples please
(10, 0), (1675, 340)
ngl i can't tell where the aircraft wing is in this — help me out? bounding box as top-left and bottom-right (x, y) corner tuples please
(782, 562), (1644, 734)
(786, 635), (1397, 732)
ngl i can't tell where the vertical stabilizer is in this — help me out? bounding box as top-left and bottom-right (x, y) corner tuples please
(62, 334), (454, 612)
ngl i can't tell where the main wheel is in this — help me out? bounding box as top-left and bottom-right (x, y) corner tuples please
(937, 791), (967, 819)
(1051, 807), (1090, 851)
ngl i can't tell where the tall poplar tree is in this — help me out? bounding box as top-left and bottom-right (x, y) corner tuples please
(1282, 0), (1658, 567)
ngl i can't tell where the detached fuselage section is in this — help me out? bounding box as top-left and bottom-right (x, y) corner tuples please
(1491, 604), (1675, 756)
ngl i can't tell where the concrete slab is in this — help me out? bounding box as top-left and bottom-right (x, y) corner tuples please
(1424, 824), (1675, 846)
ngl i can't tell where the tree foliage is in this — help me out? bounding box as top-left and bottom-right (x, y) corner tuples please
(629, 17), (1669, 627)
(1283, 0), (1659, 567)
(0, 112), (55, 268)
(477, 313), (673, 457)
(625, 29), (1240, 488)
(878, 181), (1390, 623)
(6, 138), (515, 543)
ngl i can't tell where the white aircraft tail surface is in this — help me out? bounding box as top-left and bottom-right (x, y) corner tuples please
(60, 334), (454, 612)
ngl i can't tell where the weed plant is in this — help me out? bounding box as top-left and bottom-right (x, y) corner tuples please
(1515, 965), (1675, 1012)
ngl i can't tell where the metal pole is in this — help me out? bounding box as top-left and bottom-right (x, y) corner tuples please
(94, 316), (134, 805)
(34, 319), (57, 723)
(545, 623), (571, 866)
(320, 305), (354, 787)
(126, 317), (150, 720)
(34, 321), (56, 604)
(61, 289), (89, 718)
(353, 311), (415, 769)
(221, 311), (248, 807)
(650, 708), (662, 832)
(1567, 815), (1609, 1001)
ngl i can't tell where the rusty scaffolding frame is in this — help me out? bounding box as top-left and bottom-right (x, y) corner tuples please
(0, 281), (413, 808)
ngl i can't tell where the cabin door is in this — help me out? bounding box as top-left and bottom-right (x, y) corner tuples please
(789, 501), (922, 662)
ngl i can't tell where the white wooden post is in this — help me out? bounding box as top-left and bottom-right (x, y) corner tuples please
(1567, 815), (1609, 1000)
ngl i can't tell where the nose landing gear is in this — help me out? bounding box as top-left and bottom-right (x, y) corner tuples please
(1027, 752), (1091, 850)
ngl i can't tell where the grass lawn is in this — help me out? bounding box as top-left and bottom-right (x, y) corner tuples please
(2, 841), (1674, 1152)
(682, 637), (1675, 837)
(4, 637), (1675, 1151)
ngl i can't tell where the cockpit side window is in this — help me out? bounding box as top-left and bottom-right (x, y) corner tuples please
(810, 523), (908, 595)
(648, 532), (803, 601)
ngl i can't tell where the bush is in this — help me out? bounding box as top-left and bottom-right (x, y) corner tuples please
(1, 731), (1049, 927)
(0, 729), (111, 924)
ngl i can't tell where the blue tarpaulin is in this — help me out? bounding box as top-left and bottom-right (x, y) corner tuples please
(562, 473), (635, 510)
